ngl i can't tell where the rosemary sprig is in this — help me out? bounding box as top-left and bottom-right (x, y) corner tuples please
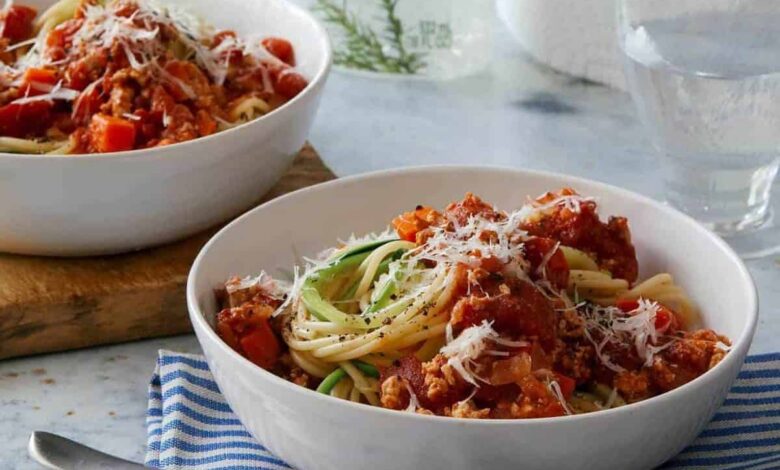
(314, 0), (426, 74)
(379, 0), (425, 74)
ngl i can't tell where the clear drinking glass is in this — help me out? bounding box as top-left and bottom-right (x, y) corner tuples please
(306, 0), (493, 79)
(618, 0), (780, 258)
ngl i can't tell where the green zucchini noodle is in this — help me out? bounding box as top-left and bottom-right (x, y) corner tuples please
(563, 247), (699, 328)
(46, 137), (77, 154)
(0, 136), (68, 154)
(282, 237), (460, 404)
(227, 96), (271, 123)
(568, 383), (627, 414)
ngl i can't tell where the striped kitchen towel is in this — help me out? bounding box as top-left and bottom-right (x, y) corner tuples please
(146, 350), (780, 469)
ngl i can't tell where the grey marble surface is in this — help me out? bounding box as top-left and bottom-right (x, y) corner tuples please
(2, 30), (779, 470)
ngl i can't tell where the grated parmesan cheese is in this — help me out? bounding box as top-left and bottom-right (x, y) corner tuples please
(526, 193), (596, 216)
(226, 271), (290, 301)
(11, 80), (79, 104)
(441, 320), (527, 386)
(581, 298), (676, 371)
(534, 240), (561, 280)
(403, 380), (420, 413)
(403, 206), (532, 286)
(547, 379), (573, 415)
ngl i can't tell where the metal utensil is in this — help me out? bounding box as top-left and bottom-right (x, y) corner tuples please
(28, 431), (145, 469)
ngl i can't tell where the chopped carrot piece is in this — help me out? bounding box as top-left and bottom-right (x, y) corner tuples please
(392, 213), (420, 242)
(88, 114), (137, 153)
(392, 206), (439, 242)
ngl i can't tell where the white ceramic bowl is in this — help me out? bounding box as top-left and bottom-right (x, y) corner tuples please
(188, 167), (757, 470)
(0, 0), (331, 256)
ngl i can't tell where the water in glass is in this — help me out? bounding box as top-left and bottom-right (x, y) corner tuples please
(620, 8), (780, 248)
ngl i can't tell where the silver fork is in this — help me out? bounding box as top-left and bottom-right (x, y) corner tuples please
(28, 432), (145, 469)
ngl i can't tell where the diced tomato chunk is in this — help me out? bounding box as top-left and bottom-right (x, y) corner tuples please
(523, 237), (570, 290)
(653, 307), (680, 334)
(195, 109), (217, 136)
(88, 114), (137, 153)
(654, 309), (673, 333)
(0, 101), (53, 137)
(239, 318), (281, 369)
(21, 68), (59, 96)
(1, 5), (37, 42)
(163, 60), (210, 101)
(262, 37), (295, 65)
(554, 372), (576, 399)
(71, 84), (103, 124)
(616, 299), (680, 334)
(275, 71), (307, 99)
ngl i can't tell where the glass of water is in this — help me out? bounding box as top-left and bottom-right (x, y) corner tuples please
(618, 0), (780, 258)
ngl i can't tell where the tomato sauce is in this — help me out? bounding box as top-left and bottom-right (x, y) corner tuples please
(0, 0), (309, 153)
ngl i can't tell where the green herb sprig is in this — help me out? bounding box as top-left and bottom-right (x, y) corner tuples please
(314, 0), (426, 74)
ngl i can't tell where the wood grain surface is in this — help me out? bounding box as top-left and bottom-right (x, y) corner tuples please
(0, 144), (334, 360)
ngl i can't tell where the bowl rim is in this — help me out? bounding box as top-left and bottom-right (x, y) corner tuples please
(0, 0), (332, 162)
(187, 164), (759, 426)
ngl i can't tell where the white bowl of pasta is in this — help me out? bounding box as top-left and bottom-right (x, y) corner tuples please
(188, 166), (757, 470)
(0, 0), (330, 255)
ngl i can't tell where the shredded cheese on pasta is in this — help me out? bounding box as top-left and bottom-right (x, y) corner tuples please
(581, 298), (675, 372)
(441, 320), (526, 386)
(226, 271), (290, 301)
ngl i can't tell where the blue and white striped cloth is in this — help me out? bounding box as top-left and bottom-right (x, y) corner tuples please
(146, 350), (780, 469)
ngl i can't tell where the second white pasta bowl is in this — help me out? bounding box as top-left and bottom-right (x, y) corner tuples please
(188, 166), (757, 470)
(0, 0), (331, 256)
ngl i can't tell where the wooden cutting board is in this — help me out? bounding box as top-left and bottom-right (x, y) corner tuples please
(0, 144), (335, 360)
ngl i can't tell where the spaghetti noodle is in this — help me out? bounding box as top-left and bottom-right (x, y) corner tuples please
(0, 0), (308, 154)
(215, 189), (731, 419)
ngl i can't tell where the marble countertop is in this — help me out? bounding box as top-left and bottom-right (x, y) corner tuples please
(2, 30), (779, 469)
